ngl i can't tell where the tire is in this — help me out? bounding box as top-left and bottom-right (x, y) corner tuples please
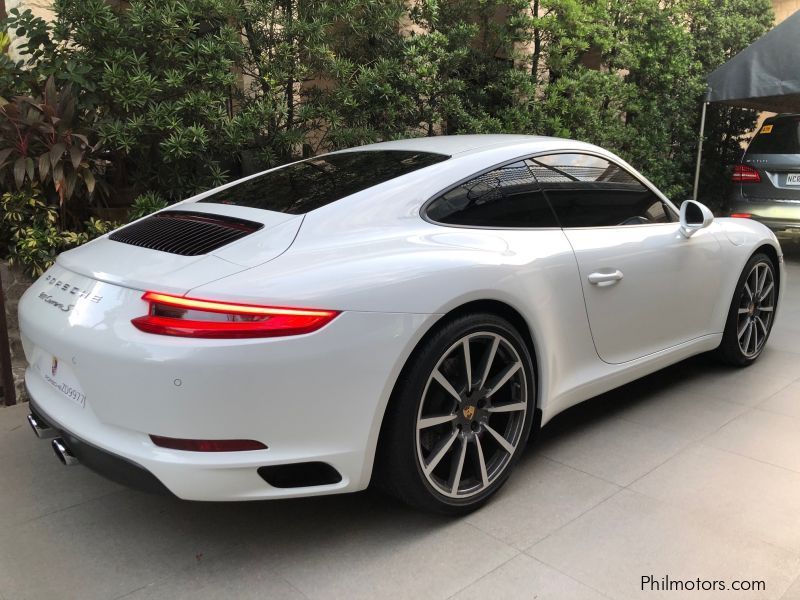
(376, 313), (535, 515)
(716, 252), (777, 367)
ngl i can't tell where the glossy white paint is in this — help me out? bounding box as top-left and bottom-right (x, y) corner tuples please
(17, 135), (785, 501)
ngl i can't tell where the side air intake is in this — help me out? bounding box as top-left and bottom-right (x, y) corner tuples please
(109, 211), (263, 256)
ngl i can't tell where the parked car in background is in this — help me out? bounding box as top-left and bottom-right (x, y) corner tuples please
(730, 113), (800, 231)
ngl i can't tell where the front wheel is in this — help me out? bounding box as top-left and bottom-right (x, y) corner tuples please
(716, 253), (777, 366)
(377, 313), (535, 514)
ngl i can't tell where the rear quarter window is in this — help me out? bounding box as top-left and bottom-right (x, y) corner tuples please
(746, 120), (800, 155)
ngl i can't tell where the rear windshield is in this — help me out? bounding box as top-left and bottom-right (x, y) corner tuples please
(198, 150), (449, 214)
(746, 119), (800, 155)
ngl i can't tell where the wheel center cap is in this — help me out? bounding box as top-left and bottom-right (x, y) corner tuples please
(462, 405), (476, 420)
(748, 302), (756, 316)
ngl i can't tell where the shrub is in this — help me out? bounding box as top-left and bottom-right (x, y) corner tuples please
(128, 191), (169, 221)
(0, 190), (116, 277)
(0, 77), (104, 226)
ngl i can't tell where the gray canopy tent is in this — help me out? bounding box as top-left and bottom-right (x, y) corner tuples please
(692, 10), (800, 200)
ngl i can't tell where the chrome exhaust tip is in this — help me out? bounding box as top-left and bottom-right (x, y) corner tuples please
(51, 438), (79, 466)
(27, 414), (58, 439)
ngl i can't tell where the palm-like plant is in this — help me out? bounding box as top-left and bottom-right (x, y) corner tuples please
(0, 76), (102, 226)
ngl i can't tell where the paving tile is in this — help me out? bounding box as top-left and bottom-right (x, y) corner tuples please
(632, 444), (800, 553)
(675, 366), (794, 407)
(741, 348), (800, 380)
(237, 499), (520, 600)
(451, 553), (608, 600)
(613, 385), (749, 441)
(0, 404), (122, 533)
(704, 409), (800, 473)
(768, 327), (800, 356)
(537, 415), (690, 486)
(120, 547), (307, 600)
(528, 489), (800, 600)
(0, 491), (260, 600)
(466, 454), (619, 550)
(782, 575), (800, 600)
(760, 381), (800, 419)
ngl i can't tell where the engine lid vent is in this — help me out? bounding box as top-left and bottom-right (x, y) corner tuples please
(109, 211), (264, 256)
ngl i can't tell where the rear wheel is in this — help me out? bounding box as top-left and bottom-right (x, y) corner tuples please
(377, 313), (535, 514)
(717, 253), (777, 366)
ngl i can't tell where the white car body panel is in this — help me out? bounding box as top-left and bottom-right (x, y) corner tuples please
(18, 134), (785, 501)
(564, 223), (725, 363)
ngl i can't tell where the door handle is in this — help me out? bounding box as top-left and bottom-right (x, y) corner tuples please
(588, 270), (624, 285)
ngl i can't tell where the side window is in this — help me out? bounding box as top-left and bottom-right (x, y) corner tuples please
(528, 154), (676, 227)
(426, 161), (560, 228)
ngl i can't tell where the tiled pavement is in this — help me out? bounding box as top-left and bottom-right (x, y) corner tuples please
(1, 237), (799, 600)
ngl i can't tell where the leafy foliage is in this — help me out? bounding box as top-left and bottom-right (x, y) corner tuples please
(128, 191), (169, 221)
(0, 190), (116, 276)
(0, 0), (777, 273)
(0, 76), (102, 219)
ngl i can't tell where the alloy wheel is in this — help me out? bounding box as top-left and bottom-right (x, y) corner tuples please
(736, 261), (775, 358)
(415, 331), (529, 499)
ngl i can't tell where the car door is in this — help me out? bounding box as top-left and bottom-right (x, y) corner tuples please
(529, 152), (725, 364)
(424, 159), (598, 379)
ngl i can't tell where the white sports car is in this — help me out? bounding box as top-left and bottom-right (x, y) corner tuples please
(19, 135), (783, 513)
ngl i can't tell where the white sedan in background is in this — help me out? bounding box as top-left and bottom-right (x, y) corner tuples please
(19, 135), (783, 514)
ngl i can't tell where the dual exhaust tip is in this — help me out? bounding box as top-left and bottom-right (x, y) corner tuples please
(27, 414), (79, 467)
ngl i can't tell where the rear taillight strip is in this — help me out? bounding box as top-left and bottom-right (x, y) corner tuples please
(731, 164), (761, 183)
(132, 291), (340, 339)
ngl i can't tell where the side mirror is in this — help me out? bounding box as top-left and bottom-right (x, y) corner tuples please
(679, 200), (714, 238)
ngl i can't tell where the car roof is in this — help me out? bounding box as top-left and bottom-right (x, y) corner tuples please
(765, 113), (800, 121)
(335, 134), (582, 157)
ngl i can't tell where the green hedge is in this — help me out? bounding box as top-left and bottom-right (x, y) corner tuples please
(0, 0), (774, 275)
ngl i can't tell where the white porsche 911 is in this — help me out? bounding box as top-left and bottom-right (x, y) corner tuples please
(19, 135), (783, 513)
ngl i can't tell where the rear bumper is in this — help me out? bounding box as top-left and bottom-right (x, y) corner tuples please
(729, 199), (800, 231)
(28, 397), (173, 496)
(19, 265), (437, 501)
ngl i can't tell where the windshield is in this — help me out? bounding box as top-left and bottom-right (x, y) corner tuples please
(746, 119), (800, 155)
(198, 150), (450, 214)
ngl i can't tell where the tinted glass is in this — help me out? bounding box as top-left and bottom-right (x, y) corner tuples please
(426, 161), (560, 227)
(746, 119), (800, 155)
(199, 150), (449, 214)
(529, 154), (675, 227)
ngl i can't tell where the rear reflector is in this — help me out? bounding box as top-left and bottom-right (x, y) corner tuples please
(150, 435), (267, 452)
(132, 291), (339, 338)
(730, 213), (752, 218)
(731, 164), (761, 183)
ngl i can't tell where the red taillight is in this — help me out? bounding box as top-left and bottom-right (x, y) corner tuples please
(132, 291), (340, 338)
(730, 213), (752, 218)
(731, 164), (761, 183)
(150, 435), (267, 452)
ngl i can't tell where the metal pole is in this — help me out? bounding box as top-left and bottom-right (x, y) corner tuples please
(0, 268), (16, 406)
(692, 100), (708, 201)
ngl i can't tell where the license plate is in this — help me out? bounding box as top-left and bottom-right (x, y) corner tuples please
(787, 174), (800, 185)
(33, 350), (86, 408)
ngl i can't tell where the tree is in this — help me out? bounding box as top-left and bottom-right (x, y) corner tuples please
(506, 0), (773, 205)
(230, 0), (408, 164)
(6, 0), (245, 201)
(683, 0), (774, 208)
